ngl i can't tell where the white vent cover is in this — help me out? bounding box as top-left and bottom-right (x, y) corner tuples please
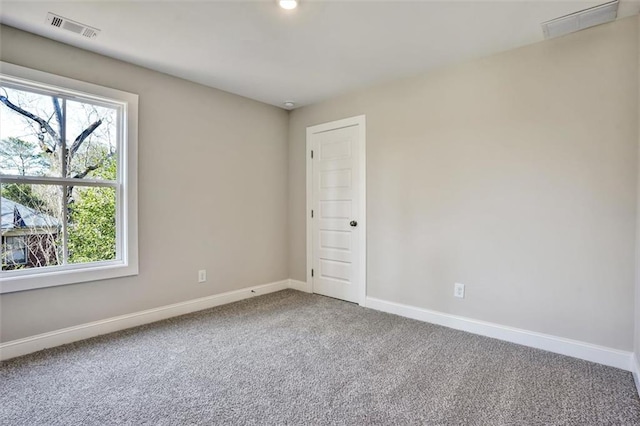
(541, 0), (618, 39)
(46, 12), (100, 39)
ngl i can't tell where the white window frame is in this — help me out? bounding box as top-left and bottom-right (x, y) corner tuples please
(0, 61), (138, 293)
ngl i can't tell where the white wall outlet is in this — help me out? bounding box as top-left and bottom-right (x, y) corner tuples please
(198, 269), (207, 283)
(454, 282), (465, 298)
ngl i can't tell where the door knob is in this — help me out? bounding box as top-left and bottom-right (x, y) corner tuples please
(350, 220), (358, 227)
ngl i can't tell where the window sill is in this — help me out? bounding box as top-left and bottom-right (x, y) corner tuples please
(0, 262), (138, 294)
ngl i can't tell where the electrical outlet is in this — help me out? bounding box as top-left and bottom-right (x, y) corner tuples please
(198, 269), (207, 283)
(454, 282), (465, 299)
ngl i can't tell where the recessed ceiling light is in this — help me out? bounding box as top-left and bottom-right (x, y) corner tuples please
(279, 0), (298, 10)
(283, 101), (296, 109)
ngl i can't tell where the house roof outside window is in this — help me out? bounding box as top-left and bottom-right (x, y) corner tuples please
(1, 197), (61, 232)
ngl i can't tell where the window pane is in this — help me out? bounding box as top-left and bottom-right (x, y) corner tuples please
(0, 86), (60, 177)
(1, 183), (63, 270)
(66, 100), (118, 181)
(68, 185), (116, 264)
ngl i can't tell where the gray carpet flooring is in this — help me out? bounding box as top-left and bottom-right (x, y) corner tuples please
(1, 289), (639, 425)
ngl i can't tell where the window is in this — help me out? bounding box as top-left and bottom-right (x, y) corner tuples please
(0, 62), (138, 293)
(2, 236), (27, 266)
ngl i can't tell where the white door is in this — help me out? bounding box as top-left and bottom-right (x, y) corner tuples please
(307, 116), (365, 304)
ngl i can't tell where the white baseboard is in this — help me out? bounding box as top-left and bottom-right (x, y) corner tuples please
(288, 279), (312, 293)
(2, 281), (635, 379)
(632, 353), (640, 396)
(366, 296), (633, 372)
(0, 279), (289, 361)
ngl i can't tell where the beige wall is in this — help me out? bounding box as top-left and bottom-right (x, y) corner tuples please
(0, 25), (290, 342)
(289, 17), (639, 350)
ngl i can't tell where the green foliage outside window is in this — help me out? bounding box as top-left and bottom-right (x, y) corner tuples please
(67, 158), (117, 264)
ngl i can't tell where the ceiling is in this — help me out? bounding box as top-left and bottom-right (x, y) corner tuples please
(1, 1), (639, 109)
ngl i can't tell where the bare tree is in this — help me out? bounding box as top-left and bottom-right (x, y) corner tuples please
(0, 137), (49, 176)
(1, 89), (114, 203)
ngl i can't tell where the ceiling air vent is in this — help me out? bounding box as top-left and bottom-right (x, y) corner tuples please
(541, 0), (618, 39)
(45, 12), (100, 39)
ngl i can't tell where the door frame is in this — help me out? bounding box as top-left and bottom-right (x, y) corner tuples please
(306, 115), (367, 306)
